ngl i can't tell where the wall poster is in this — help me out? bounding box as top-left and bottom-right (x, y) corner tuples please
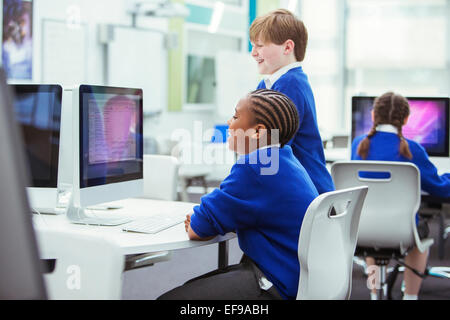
(2, 0), (33, 80)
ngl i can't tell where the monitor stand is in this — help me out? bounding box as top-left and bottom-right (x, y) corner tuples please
(65, 196), (132, 226)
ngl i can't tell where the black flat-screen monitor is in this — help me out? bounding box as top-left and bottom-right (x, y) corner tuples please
(352, 96), (450, 157)
(0, 69), (47, 299)
(9, 84), (62, 187)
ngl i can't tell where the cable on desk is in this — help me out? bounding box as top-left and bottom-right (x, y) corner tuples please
(31, 207), (49, 227)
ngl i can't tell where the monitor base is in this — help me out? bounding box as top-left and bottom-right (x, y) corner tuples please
(66, 199), (132, 226)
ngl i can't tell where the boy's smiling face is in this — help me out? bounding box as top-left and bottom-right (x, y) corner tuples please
(251, 37), (296, 75)
(251, 39), (285, 75)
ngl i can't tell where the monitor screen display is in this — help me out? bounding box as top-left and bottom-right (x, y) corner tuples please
(10, 84), (62, 187)
(79, 85), (143, 188)
(352, 96), (450, 157)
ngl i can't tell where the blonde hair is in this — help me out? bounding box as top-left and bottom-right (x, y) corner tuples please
(357, 92), (412, 160)
(249, 9), (308, 62)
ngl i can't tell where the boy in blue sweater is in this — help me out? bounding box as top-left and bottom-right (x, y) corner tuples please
(249, 9), (334, 195)
(158, 89), (319, 300)
(352, 91), (450, 300)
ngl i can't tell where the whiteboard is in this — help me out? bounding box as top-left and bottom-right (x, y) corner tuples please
(215, 51), (259, 120)
(41, 19), (87, 85)
(107, 26), (167, 114)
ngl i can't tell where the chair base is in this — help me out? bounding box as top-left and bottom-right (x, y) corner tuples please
(357, 245), (450, 300)
(356, 247), (405, 300)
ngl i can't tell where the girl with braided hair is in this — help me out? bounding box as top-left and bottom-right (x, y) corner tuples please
(351, 91), (450, 300)
(158, 89), (318, 300)
(352, 91), (449, 197)
(355, 92), (412, 161)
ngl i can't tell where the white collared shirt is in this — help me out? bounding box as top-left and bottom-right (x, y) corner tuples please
(376, 124), (399, 134)
(264, 62), (302, 89)
(258, 143), (281, 151)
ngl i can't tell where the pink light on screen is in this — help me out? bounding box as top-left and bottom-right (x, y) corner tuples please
(103, 95), (137, 162)
(403, 100), (440, 144)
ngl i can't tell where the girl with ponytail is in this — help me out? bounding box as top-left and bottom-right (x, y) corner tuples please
(351, 91), (450, 300)
(352, 91), (448, 198)
(355, 92), (412, 160)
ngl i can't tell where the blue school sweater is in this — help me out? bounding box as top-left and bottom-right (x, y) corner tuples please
(190, 145), (319, 299)
(257, 67), (335, 194)
(351, 131), (450, 198)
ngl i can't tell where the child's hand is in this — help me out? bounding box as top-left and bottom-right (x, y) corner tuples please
(185, 213), (214, 241)
(185, 213), (192, 232)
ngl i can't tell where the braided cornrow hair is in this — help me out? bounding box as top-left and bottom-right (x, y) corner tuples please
(357, 91), (412, 159)
(246, 89), (299, 147)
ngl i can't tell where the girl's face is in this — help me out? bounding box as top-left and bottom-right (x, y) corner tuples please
(250, 38), (287, 75)
(227, 97), (258, 155)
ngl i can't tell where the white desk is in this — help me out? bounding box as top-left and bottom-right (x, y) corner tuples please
(33, 198), (236, 299)
(324, 148), (350, 163)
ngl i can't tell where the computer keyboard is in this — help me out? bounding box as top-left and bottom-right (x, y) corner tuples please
(122, 213), (186, 234)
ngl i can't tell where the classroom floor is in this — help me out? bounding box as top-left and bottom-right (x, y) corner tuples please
(350, 213), (450, 300)
(121, 185), (450, 300)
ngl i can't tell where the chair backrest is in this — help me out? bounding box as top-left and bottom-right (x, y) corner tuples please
(142, 154), (179, 201)
(297, 186), (368, 300)
(35, 230), (124, 299)
(330, 161), (423, 253)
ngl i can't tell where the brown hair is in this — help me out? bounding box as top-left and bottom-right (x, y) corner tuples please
(247, 89), (299, 147)
(357, 92), (412, 160)
(249, 9), (308, 62)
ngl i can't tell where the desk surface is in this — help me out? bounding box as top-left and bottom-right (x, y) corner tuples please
(324, 148), (350, 163)
(33, 198), (236, 256)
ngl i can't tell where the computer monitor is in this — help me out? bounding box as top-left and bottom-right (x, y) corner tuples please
(9, 84), (63, 213)
(0, 69), (47, 299)
(351, 96), (450, 157)
(65, 85), (144, 225)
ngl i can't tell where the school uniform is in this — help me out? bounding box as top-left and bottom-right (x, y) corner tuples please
(257, 63), (335, 195)
(351, 124), (450, 198)
(158, 145), (319, 300)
